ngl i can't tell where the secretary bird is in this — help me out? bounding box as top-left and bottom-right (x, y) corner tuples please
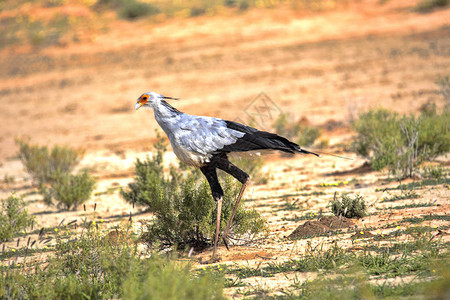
(135, 92), (319, 261)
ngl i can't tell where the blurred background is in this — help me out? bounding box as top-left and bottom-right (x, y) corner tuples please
(0, 0), (449, 160)
(0, 3), (449, 296)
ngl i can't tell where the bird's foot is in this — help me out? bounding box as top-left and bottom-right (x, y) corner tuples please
(199, 255), (222, 264)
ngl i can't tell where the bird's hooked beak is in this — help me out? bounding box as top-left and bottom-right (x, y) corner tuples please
(135, 94), (148, 111)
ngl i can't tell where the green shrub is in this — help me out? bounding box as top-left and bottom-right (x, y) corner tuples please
(421, 165), (445, 180)
(122, 256), (225, 300)
(274, 113), (321, 147)
(42, 171), (96, 210)
(16, 138), (81, 185)
(121, 137), (267, 250)
(415, 0), (449, 12)
(0, 195), (35, 242)
(417, 103), (450, 156)
(0, 223), (225, 299)
(352, 107), (450, 177)
(274, 112), (296, 139)
(190, 6), (207, 17)
(118, 0), (160, 20)
(16, 139), (95, 210)
(230, 156), (269, 185)
(297, 126), (321, 147)
(436, 76), (450, 108)
(330, 193), (367, 219)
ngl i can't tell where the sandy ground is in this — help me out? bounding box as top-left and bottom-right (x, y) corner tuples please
(0, 0), (449, 297)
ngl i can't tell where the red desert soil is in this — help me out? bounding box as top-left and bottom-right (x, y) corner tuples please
(288, 216), (355, 239)
(0, 0), (449, 297)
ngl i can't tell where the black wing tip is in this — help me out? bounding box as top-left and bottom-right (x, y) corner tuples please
(299, 148), (320, 157)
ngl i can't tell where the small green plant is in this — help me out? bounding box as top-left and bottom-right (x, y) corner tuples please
(422, 165), (445, 180)
(330, 193), (367, 219)
(352, 107), (450, 177)
(16, 138), (81, 185)
(42, 171), (96, 210)
(273, 113), (321, 147)
(16, 139), (95, 210)
(0, 195), (35, 242)
(383, 202), (437, 210)
(380, 177), (450, 191)
(381, 190), (420, 202)
(3, 174), (15, 184)
(121, 135), (267, 250)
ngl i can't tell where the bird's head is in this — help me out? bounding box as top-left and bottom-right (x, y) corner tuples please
(135, 92), (178, 110)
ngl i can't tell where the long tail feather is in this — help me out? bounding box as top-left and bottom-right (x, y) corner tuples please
(297, 148), (320, 157)
(308, 150), (353, 160)
(222, 120), (346, 160)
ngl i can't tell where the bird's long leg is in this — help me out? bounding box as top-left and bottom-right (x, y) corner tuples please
(222, 178), (249, 250)
(213, 197), (222, 257)
(216, 158), (250, 250)
(200, 166), (224, 261)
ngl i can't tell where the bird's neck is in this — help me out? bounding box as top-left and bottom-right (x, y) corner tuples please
(154, 99), (180, 118)
(153, 99), (181, 136)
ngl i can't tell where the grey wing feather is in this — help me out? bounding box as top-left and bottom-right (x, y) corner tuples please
(176, 115), (245, 155)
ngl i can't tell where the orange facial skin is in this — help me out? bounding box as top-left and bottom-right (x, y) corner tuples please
(139, 95), (148, 104)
